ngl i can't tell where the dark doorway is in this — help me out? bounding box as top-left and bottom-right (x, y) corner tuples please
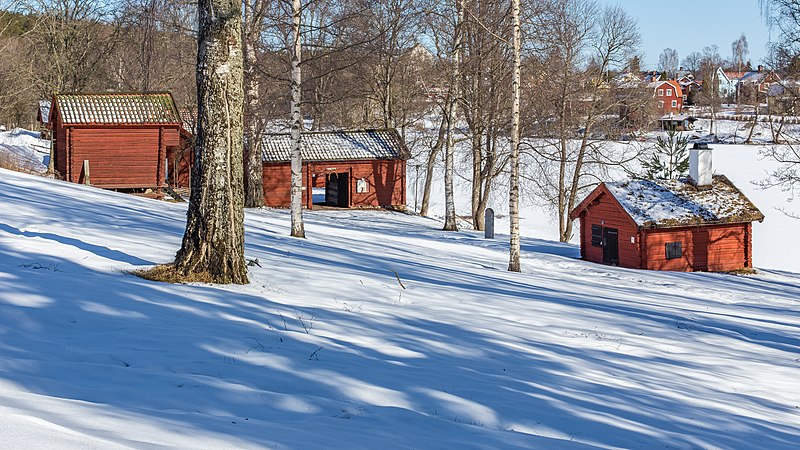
(325, 172), (349, 207)
(602, 227), (619, 265)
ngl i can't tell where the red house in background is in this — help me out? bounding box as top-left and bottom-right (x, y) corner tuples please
(49, 92), (186, 192)
(653, 80), (683, 114)
(570, 146), (764, 272)
(261, 129), (408, 209)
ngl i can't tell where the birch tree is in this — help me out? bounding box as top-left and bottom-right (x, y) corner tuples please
(289, 0), (305, 237)
(442, 0), (463, 231)
(165, 0), (248, 284)
(508, 0), (521, 272)
(523, 0), (641, 243)
(243, 0), (266, 207)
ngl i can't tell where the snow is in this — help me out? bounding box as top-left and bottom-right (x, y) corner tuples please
(0, 128), (50, 173)
(2, 164), (800, 448)
(604, 175), (762, 228)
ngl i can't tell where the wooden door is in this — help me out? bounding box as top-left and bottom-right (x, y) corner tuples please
(603, 227), (619, 265)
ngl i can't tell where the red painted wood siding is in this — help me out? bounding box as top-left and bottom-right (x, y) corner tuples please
(642, 223), (749, 272)
(262, 159), (406, 208)
(655, 81), (683, 114)
(53, 124), (180, 189)
(577, 190), (641, 268)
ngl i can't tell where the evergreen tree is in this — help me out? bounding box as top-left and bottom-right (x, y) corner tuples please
(638, 129), (689, 180)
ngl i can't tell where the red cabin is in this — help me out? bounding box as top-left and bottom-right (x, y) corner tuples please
(570, 172), (764, 272)
(49, 92), (185, 192)
(261, 130), (408, 209)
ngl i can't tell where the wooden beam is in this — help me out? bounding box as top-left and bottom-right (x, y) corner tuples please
(82, 159), (91, 185)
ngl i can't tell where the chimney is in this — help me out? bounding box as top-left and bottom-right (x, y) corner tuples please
(690, 143), (713, 187)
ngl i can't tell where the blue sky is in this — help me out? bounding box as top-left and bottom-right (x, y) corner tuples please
(602, 0), (771, 69)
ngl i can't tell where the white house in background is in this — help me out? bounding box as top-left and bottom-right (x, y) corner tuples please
(716, 67), (737, 100)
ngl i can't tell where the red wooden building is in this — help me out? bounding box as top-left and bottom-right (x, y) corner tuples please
(49, 92), (185, 191)
(570, 149), (764, 271)
(261, 129), (408, 209)
(653, 80), (683, 114)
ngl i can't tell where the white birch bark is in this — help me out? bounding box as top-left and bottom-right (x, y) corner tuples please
(508, 0), (521, 272)
(174, 0), (248, 284)
(243, 0), (265, 208)
(442, 0), (463, 232)
(290, 0), (305, 238)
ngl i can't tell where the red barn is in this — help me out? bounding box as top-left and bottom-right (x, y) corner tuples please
(261, 130), (408, 209)
(49, 92), (184, 192)
(570, 149), (764, 272)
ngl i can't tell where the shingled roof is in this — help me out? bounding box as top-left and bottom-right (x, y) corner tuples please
(261, 129), (409, 163)
(601, 175), (764, 228)
(53, 93), (181, 125)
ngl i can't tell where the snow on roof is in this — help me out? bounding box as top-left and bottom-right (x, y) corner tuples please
(38, 100), (51, 123)
(261, 129), (409, 163)
(604, 175), (764, 228)
(53, 93), (181, 125)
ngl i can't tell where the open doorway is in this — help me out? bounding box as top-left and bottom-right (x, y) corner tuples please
(324, 172), (349, 207)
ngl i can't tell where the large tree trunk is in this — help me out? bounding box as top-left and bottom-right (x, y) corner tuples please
(443, 0), (463, 232)
(173, 0), (248, 284)
(508, 0), (521, 272)
(290, 0), (305, 238)
(243, 0), (264, 208)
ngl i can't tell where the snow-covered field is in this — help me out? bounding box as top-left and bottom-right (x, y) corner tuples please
(1, 166), (799, 449)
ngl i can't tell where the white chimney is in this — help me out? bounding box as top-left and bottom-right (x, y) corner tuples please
(690, 143), (713, 187)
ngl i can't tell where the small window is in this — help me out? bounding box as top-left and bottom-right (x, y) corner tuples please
(666, 89), (673, 96)
(591, 225), (602, 246)
(665, 242), (682, 260)
(658, 101), (664, 108)
(658, 89), (664, 96)
(671, 100), (677, 107)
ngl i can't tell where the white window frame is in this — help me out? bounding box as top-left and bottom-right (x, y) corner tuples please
(658, 89), (664, 96)
(671, 100), (677, 108)
(658, 101), (664, 108)
(666, 89), (673, 96)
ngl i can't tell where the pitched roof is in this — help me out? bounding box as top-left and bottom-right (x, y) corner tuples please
(53, 93), (181, 125)
(601, 175), (764, 228)
(654, 80), (683, 97)
(261, 129), (409, 163)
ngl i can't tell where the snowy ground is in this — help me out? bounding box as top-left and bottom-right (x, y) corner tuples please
(0, 128), (49, 173)
(1, 168), (799, 449)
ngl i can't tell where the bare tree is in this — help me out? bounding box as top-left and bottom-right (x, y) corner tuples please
(681, 51), (703, 74)
(289, 0), (305, 237)
(731, 33), (749, 73)
(697, 45), (723, 134)
(460, 0), (512, 231)
(442, 0), (463, 231)
(243, 0), (267, 208)
(658, 47), (679, 79)
(523, 0), (642, 243)
(142, 0), (249, 284)
(759, 0), (800, 214)
(508, 0), (521, 272)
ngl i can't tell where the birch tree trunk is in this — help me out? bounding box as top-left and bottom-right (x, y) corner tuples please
(243, 0), (265, 208)
(173, 0), (248, 284)
(290, 0), (305, 238)
(420, 114), (446, 216)
(442, 0), (463, 232)
(508, 0), (521, 272)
